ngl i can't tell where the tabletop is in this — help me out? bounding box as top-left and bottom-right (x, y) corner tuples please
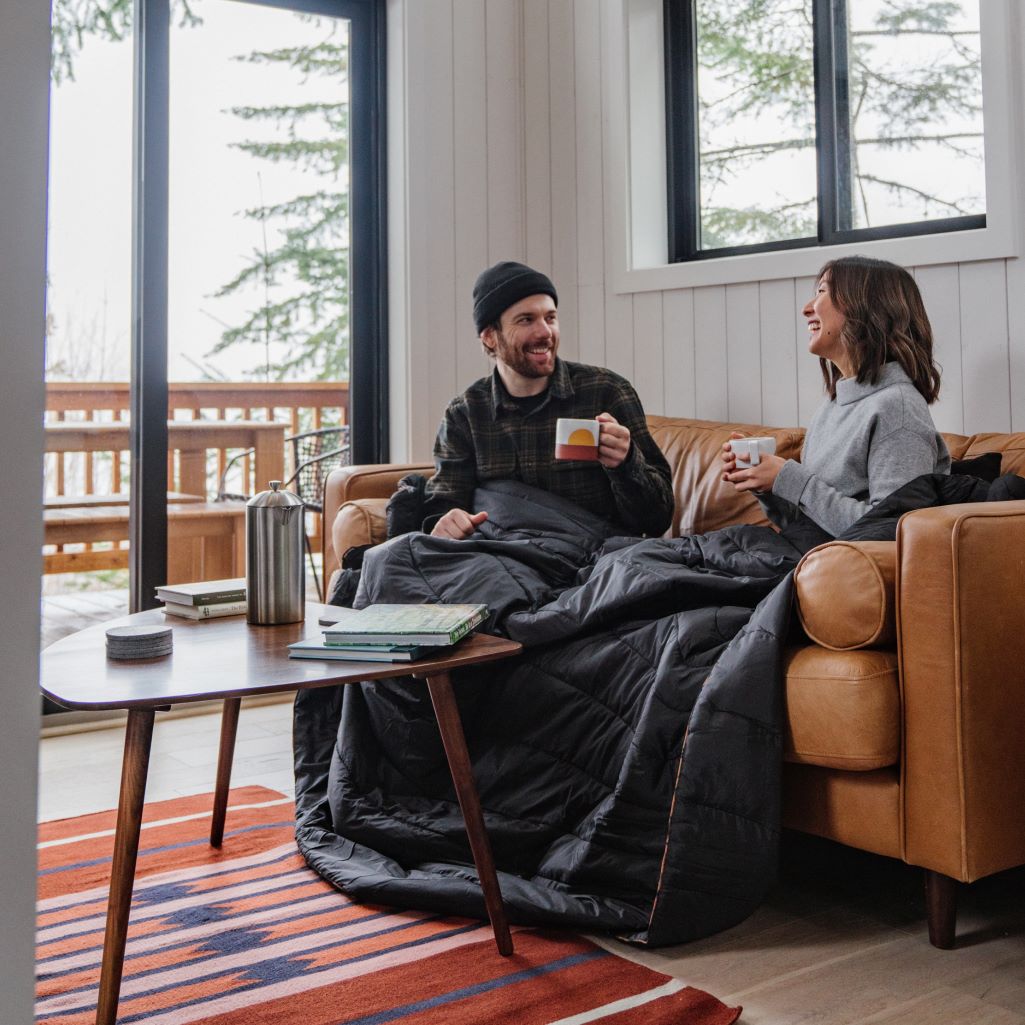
(40, 604), (522, 711)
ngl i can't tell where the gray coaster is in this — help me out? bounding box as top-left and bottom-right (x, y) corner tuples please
(106, 625), (173, 660)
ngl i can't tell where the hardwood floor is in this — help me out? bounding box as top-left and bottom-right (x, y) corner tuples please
(38, 700), (1025, 1023)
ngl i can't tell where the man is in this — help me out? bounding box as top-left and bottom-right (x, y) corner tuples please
(426, 261), (674, 539)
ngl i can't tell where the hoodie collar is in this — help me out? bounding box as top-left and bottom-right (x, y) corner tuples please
(836, 362), (911, 406)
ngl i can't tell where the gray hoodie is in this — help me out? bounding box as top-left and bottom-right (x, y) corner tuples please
(767, 362), (950, 537)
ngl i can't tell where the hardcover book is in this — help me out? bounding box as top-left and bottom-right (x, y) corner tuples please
(318, 603), (488, 646)
(155, 578), (246, 606)
(287, 639), (431, 663)
(162, 599), (248, 620)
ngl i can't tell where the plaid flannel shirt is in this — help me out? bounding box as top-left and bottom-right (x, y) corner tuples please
(424, 359), (673, 536)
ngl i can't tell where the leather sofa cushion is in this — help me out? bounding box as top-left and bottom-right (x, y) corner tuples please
(331, 498), (388, 561)
(646, 416), (806, 537)
(794, 541), (897, 650)
(783, 646), (900, 771)
(941, 432), (971, 460)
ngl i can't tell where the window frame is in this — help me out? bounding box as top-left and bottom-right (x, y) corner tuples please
(606, 0), (1020, 293)
(664, 0), (987, 263)
(131, 0), (387, 610)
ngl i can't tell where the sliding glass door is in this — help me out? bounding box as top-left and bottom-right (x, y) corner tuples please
(44, 0), (385, 625)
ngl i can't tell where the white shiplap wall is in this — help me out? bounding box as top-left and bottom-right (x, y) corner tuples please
(388, 0), (1025, 460)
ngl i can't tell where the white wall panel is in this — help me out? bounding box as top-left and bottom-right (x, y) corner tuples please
(914, 263), (965, 435)
(421, 0), (459, 442)
(603, 292), (633, 381)
(485, 0), (525, 262)
(453, 0), (491, 392)
(758, 278), (798, 428)
(661, 289), (695, 417)
(523, 0), (553, 273)
(575, 283), (606, 376)
(794, 275), (822, 427)
(390, 0), (528, 460)
(574, 0), (606, 368)
(547, 0), (579, 360)
(725, 282), (761, 423)
(393, 0), (1025, 460)
(631, 290), (663, 414)
(390, 0), (435, 460)
(693, 286), (728, 420)
(1007, 256), (1025, 432)
(959, 259), (1011, 433)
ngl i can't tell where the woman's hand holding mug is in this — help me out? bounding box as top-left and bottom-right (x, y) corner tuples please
(721, 432), (785, 493)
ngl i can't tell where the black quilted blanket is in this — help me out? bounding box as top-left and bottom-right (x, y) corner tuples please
(293, 471), (1025, 945)
(293, 480), (821, 945)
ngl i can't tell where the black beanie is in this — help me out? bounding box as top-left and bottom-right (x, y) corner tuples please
(472, 261), (558, 334)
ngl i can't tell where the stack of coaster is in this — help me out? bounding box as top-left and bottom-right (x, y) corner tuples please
(105, 625), (174, 661)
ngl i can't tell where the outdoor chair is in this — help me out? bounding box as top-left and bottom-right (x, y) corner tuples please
(216, 425), (351, 599)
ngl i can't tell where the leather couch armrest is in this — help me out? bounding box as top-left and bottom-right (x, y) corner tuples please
(322, 463), (433, 585)
(794, 541), (897, 650)
(897, 500), (1025, 881)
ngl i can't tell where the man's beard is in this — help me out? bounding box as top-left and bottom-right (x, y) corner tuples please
(492, 330), (557, 379)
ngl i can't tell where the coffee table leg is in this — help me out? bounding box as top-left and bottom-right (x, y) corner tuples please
(423, 671), (513, 956)
(210, 697), (241, 847)
(95, 707), (155, 1025)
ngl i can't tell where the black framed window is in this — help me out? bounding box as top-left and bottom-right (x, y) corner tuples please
(130, 0), (386, 609)
(664, 0), (986, 262)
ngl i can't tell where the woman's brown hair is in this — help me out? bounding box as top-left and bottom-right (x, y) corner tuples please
(816, 256), (941, 404)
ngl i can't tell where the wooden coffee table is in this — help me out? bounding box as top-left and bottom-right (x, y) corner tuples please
(40, 605), (522, 1025)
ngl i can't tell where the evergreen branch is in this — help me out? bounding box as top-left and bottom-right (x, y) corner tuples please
(232, 138), (348, 174)
(851, 29), (978, 38)
(856, 173), (974, 215)
(230, 101), (347, 121)
(702, 131), (982, 163)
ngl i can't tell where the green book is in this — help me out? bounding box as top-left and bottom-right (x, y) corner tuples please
(318, 603), (488, 646)
(287, 639), (431, 663)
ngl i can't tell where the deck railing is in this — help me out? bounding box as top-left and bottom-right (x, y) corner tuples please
(43, 381), (349, 579)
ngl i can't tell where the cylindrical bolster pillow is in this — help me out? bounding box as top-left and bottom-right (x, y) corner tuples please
(794, 541), (897, 650)
(331, 498), (388, 560)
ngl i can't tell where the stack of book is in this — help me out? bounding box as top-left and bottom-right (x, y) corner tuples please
(156, 578), (247, 620)
(288, 602), (489, 663)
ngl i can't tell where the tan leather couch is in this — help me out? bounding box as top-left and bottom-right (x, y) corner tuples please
(322, 416), (1025, 949)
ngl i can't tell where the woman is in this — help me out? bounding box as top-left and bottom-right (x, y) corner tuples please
(722, 255), (950, 537)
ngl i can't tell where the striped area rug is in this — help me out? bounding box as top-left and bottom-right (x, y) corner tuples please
(37, 786), (739, 1024)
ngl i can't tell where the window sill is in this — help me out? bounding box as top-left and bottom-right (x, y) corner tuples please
(613, 221), (1020, 294)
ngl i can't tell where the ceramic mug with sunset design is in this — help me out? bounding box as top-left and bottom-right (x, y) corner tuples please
(555, 418), (600, 461)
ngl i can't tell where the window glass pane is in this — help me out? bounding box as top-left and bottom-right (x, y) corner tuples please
(843, 0), (985, 230)
(168, 1), (351, 591)
(169, 1), (351, 388)
(44, 9), (134, 651)
(695, 0), (817, 250)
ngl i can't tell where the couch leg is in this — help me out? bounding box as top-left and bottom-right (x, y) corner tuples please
(925, 870), (958, 949)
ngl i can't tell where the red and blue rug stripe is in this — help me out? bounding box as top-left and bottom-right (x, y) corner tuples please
(37, 786), (739, 1024)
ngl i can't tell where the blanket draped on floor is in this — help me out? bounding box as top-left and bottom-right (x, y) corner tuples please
(293, 473), (1025, 946)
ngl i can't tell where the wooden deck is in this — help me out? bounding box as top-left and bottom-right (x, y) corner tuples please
(41, 558), (324, 651)
(41, 589), (130, 651)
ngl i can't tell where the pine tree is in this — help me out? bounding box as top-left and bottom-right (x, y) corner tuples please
(50, 0), (349, 383)
(205, 28), (350, 382)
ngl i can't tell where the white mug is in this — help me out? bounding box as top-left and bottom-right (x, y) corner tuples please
(555, 418), (600, 461)
(729, 436), (776, 469)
